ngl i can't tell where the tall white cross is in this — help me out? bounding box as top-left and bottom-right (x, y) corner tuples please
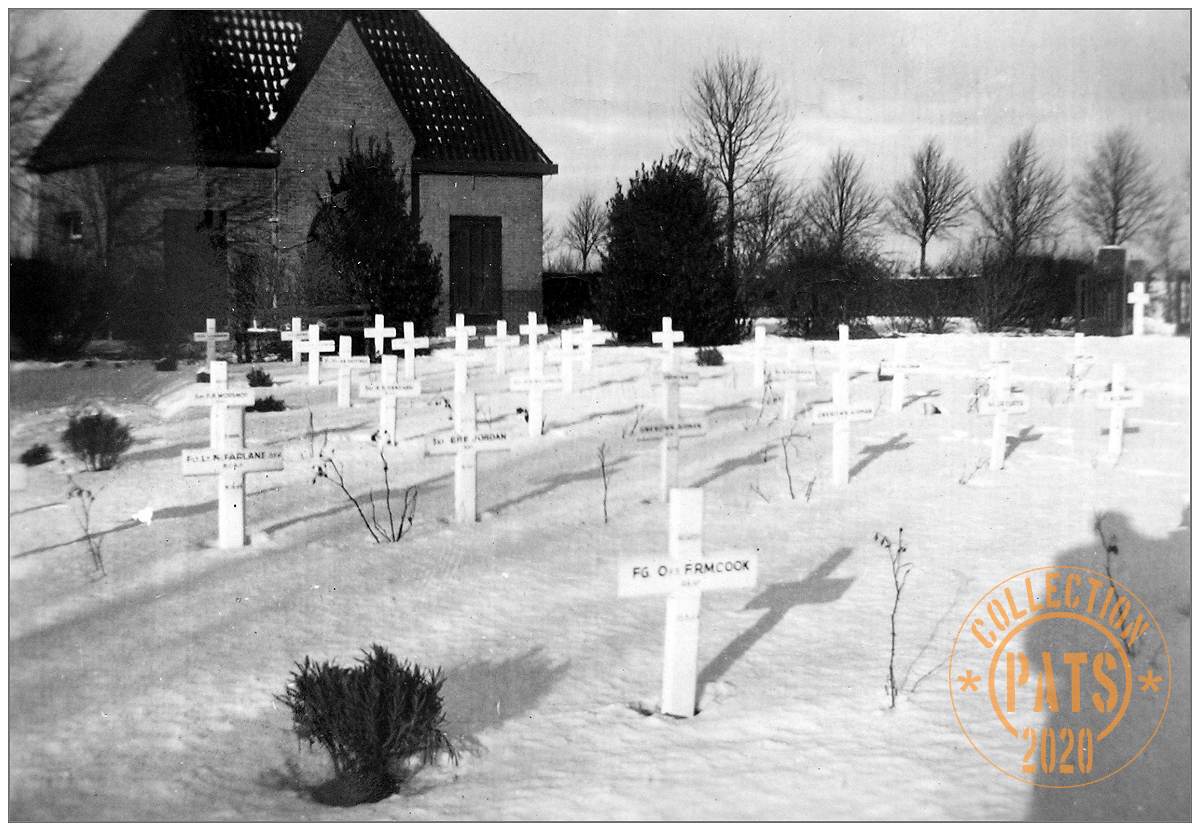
(881, 339), (921, 414)
(440, 313), (478, 432)
(810, 325), (874, 486)
(772, 342), (816, 421)
(977, 341), (1029, 471)
(426, 392), (515, 523)
(185, 360), (254, 450)
(181, 408), (284, 549)
(483, 319), (521, 376)
(192, 318), (230, 370)
(327, 335), (370, 408)
(637, 370), (705, 500)
(360, 354), (422, 445)
(299, 324), (335, 386)
(510, 348), (563, 437)
(617, 488), (758, 718)
(519, 311), (549, 374)
(390, 321), (430, 381)
(1097, 363), (1143, 459)
(751, 324), (767, 390)
(279, 316), (305, 365)
(577, 318), (612, 373)
(363, 314), (397, 359)
(1127, 281), (1149, 336)
(652, 317), (685, 372)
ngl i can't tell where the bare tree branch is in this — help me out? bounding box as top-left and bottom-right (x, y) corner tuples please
(889, 139), (972, 274)
(736, 169), (803, 280)
(563, 192), (606, 271)
(1076, 128), (1163, 247)
(802, 148), (882, 260)
(974, 129), (1066, 260)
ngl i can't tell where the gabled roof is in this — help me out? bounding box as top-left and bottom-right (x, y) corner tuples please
(30, 10), (557, 176)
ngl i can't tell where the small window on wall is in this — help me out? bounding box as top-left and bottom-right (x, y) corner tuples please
(58, 211), (83, 242)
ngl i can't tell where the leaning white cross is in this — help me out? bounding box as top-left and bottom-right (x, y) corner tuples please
(576, 318), (612, 373)
(327, 336), (371, 408)
(193, 318), (230, 370)
(1127, 281), (1149, 337)
(618, 488), (758, 718)
(390, 321), (430, 381)
(637, 369), (706, 501)
(426, 392), (515, 523)
(483, 319), (521, 376)
(180, 407), (283, 549)
(439, 313), (478, 432)
(363, 314), (397, 359)
(1068, 332), (1095, 400)
(279, 316), (306, 365)
(359, 354), (422, 445)
(651, 316), (685, 372)
(519, 311), (549, 375)
(771, 341), (817, 421)
(510, 349), (562, 437)
(809, 325), (875, 486)
(1096, 363), (1143, 459)
(880, 339), (921, 414)
(751, 324), (767, 390)
(299, 324), (335, 386)
(977, 340), (1029, 471)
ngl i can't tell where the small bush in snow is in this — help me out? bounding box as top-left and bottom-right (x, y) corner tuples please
(196, 370), (210, 384)
(277, 644), (457, 805)
(62, 409), (133, 471)
(246, 366), (274, 387)
(154, 356), (177, 372)
(696, 346), (724, 366)
(246, 396), (286, 413)
(19, 443), (53, 466)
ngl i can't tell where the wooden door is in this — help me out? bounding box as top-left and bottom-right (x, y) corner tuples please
(449, 216), (502, 323)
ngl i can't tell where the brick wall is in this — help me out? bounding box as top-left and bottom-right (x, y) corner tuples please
(419, 173), (544, 328)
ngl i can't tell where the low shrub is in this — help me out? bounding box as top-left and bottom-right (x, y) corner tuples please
(696, 346), (724, 366)
(155, 356), (178, 372)
(246, 366), (274, 387)
(276, 645), (457, 806)
(19, 443), (53, 466)
(247, 396), (286, 413)
(196, 371), (211, 384)
(62, 408), (133, 471)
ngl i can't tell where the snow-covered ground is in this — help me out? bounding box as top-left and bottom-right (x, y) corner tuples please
(7, 329), (1190, 820)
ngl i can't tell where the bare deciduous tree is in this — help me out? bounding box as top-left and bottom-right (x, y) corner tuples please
(889, 139), (972, 274)
(802, 149), (882, 260)
(975, 130), (1066, 260)
(1076, 128), (1163, 247)
(563, 192), (605, 271)
(737, 170), (802, 281)
(685, 52), (789, 273)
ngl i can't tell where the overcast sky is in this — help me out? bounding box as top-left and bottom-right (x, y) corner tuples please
(22, 8), (1192, 267)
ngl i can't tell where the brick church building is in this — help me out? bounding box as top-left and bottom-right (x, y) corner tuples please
(30, 10), (557, 330)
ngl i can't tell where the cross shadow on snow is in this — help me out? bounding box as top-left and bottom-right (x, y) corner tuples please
(552, 406), (640, 433)
(487, 455), (632, 516)
(904, 389), (942, 408)
(440, 646), (571, 754)
(848, 432), (914, 481)
(697, 547), (855, 695)
(1003, 425), (1042, 462)
(121, 440), (192, 465)
(1025, 512), (1190, 821)
(690, 443), (776, 489)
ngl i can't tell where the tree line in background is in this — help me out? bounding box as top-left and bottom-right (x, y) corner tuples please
(549, 52), (1186, 342)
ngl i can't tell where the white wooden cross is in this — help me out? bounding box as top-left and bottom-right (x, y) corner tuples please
(327, 335), (371, 408)
(880, 339), (921, 414)
(751, 324), (767, 390)
(519, 311), (549, 374)
(617, 488), (758, 718)
(390, 321), (430, 381)
(299, 324), (335, 386)
(977, 341), (1029, 471)
(185, 360), (255, 449)
(1068, 332), (1095, 400)
(192, 318), (230, 370)
(279, 316), (305, 365)
(1096, 363), (1143, 459)
(1127, 281), (1149, 336)
(809, 325), (875, 486)
(180, 406), (283, 549)
(510, 348), (563, 437)
(439, 313), (478, 432)
(425, 392), (515, 523)
(363, 314), (397, 359)
(637, 370), (706, 500)
(651, 316), (685, 372)
(577, 318), (612, 373)
(771, 341), (816, 421)
(359, 355), (422, 445)
(483, 319), (521, 376)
